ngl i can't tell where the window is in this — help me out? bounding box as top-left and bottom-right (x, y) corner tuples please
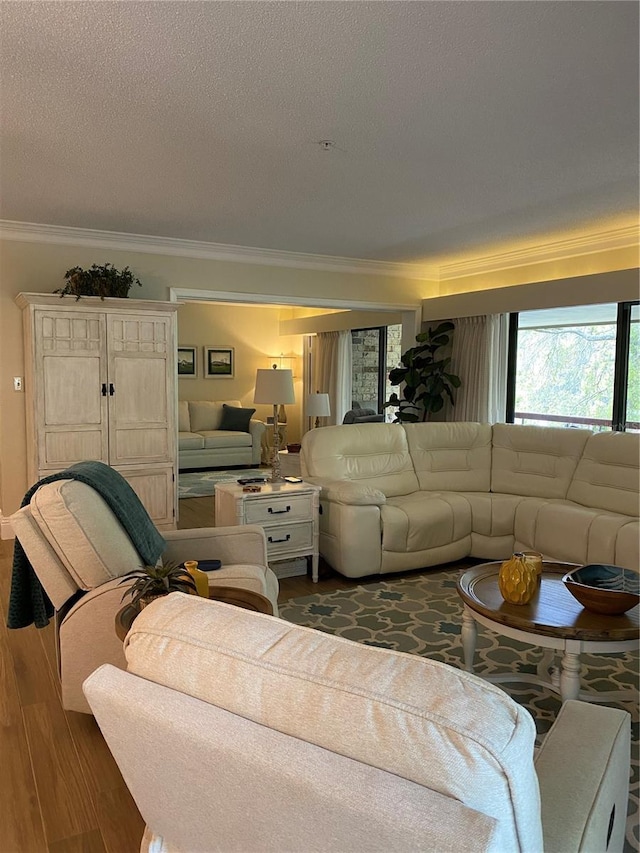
(351, 325), (402, 421)
(507, 302), (638, 432)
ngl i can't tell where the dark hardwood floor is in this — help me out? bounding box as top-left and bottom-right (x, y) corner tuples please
(0, 496), (363, 851)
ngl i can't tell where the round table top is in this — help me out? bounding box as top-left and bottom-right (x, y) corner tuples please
(457, 561), (640, 642)
(115, 586), (273, 641)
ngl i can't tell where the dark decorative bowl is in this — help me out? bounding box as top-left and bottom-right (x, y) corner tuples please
(286, 443), (301, 453)
(562, 564), (640, 615)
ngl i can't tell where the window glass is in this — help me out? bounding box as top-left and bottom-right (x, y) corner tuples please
(514, 304), (618, 431)
(627, 303), (639, 431)
(351, 325), (402, 422)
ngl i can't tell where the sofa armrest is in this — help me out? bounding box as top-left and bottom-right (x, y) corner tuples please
(535, 699), (630, 853)
(305, 478), (386, 506)
(249, 418), (266, 441)
(162, 526), (269, 568)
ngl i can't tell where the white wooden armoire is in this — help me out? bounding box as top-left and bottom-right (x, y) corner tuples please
(16, 293), (178, 529)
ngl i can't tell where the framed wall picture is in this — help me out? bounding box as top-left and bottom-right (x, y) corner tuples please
(177, 345), (198, 378)
(205, 346), (234, 378)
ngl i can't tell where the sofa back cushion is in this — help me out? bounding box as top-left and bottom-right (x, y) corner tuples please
(178, 400), (190, 432)
(188, 400), (242, 433)
(28, 480), (143, 589)
(126, 594), (542, 852)
(567, 431), (640, 517)
(302, 423), (419, 497)
(491, 424), (591, 499)
(405, 423), (492, 492)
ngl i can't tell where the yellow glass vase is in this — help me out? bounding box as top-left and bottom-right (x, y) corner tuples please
(183, 561), (210, 598)
(498, 553), (538, 605)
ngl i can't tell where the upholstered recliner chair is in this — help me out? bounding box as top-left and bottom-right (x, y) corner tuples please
(10, 477), (279, 713)
(84, 594), (631, 853)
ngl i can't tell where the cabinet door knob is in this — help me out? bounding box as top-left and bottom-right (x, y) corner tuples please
(101, 383), (107, 396)
(109, 383), (115, 396)
(268, 534), (291, 544)
(267, 505), (291, 514)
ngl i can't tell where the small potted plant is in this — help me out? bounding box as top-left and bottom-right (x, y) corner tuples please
(119, 562), (196, 611)
(55, 263), (142, 300)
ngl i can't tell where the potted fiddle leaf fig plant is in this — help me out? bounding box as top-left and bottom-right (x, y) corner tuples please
(119, 561), (196, 611)
(55, 263), (142, 300)
(384, 322), (461, 422)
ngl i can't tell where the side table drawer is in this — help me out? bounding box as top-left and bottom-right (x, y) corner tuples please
(265, 521), (313, 556)
(246, 493), (313, 525)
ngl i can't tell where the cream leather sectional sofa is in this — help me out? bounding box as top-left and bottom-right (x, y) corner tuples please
(300, 422), (640, 578)
(178, 400), (266, 470)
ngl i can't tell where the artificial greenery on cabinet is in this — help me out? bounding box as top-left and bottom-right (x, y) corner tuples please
(55, 263), (142, 300)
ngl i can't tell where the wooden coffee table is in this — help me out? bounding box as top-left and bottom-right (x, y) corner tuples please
(457, 561), (639, 703)
(115, 585), (274, 641)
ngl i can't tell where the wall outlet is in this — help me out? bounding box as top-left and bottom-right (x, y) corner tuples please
(13, 377), (23, 391)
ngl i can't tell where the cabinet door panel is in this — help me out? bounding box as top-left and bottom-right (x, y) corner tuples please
(107, 314), (175, 466)
(119, 467), (174, 529)
(35, 310), (108, 470)
(44, 430), (105, 466)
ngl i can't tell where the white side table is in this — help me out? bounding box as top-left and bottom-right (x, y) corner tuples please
(215, 480), (321, 582)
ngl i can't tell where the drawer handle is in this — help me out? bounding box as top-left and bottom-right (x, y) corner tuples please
(268, 534), (291, 544)
(267, 505), (291, 515)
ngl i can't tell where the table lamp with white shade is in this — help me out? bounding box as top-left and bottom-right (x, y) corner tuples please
(306, 392), (331, 428)
(254, 366), (295, 482)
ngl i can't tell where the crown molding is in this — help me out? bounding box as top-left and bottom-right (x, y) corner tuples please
(1, 219), (636, 283)
(438, 225), (640, 280)
(0, 220), (431, 280)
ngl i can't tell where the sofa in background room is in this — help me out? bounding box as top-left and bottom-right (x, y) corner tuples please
(178, 400), (266, 470)
(300, 422), (640, 578)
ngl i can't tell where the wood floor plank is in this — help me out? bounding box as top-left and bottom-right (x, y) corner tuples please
(0, 628), (47, 853)
(47, 829), (106, 853)
(3, 620), (61, 708)
(39, 620), (63, 700)
(94, 786), (145, 853)
(63, 711), (130, 798)
(22, 701), (99, 845)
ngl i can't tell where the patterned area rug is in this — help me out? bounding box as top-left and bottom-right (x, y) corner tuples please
(178, 468), (270, 498)
(279, 568), (639, 852)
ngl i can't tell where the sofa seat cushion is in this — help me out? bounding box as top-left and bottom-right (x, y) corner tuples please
(514, 498), (638, 567)
(29, 480), (142, 590)
(567, 431), (640, 517)
(405, 422), (492, 492)
(382, 492), (471, 552)
(200, 430), (253, 449)
(178, 401), (190, 432)
(461, 492), (526, 538)
(188, 400), (242, 433)
(491, 424), (591, 499)
(178, 431), (204, 451)
(302, 423), (420, 497)
(126, 594), (542, 852)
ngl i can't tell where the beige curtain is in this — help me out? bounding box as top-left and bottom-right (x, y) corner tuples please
(448, 315), (508, 423)
(312, 331), (352, 425)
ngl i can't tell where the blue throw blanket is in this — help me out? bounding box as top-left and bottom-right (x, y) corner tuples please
(7, 461), (166, 629)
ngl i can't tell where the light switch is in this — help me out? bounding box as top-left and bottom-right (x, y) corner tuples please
(13, 377), (23, 391)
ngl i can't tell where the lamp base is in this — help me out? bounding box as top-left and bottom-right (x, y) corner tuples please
(269, 405), (282, 483)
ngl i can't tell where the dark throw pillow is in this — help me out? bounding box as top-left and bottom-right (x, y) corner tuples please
(219, 404), (256, 432)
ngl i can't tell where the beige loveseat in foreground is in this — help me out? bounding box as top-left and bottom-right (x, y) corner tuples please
(301, 422), (640, 578)
(84, 593), (631, 852)
(178, 400), (266, 470)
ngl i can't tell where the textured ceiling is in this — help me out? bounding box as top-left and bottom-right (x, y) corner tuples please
(1, 1), (638, 263)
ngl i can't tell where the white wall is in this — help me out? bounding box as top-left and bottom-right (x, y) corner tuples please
(177, 301), (304, 441)
(0, 238), (421, 516)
